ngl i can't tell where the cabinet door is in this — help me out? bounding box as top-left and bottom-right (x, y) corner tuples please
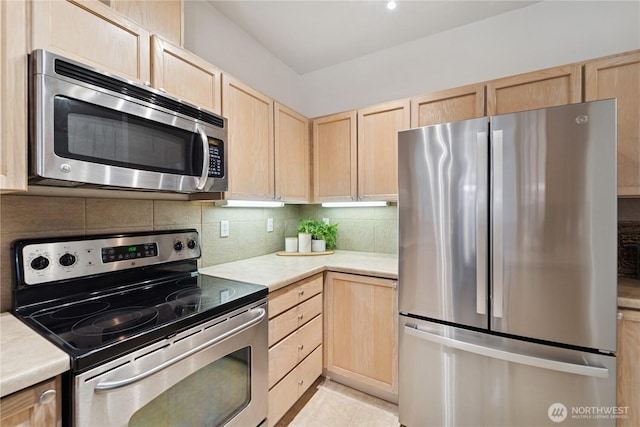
(618, 309), (640, 427)
(152, 35), (221, 114)
(313, 111), (357, 202)
(110, 0), (182, 46)
(0, 377), (61, 427)
(486, 64), (582, 116)
(324, 272), (398, 398)
(0, 0), (28, 193)
(585, 51), (640, 196)
(411, 83), (485, 127)
(222, 74), (274, 200)
(274, 103), (311, 202)
(31, 0), (151, 83)
(357, 99), (410, 202)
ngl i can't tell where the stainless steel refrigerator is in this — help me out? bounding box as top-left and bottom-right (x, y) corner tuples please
(398, 100), (618, 427)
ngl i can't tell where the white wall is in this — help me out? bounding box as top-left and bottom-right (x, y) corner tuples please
(184, 1), (305, 113)
(185, 1), (640, 118)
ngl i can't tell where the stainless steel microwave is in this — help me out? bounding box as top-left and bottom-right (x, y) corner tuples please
(29, 50), (227, 193)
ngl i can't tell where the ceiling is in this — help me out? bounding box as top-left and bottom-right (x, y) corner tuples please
(209, 1), (538, 74)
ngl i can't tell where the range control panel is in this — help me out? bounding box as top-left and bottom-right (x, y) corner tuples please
(15, 230), (200, 286)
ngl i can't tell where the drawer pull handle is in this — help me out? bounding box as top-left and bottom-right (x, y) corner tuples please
(297, 380), (304, 385)
(298, 290), (305, 296)
(40, 389), (56, 405)
(298, 344), (304, 350)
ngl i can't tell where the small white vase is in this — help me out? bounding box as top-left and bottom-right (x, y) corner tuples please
(311, 239), (326, 252)
(298, 233), (312, 253)
(285, 237), (298, 253)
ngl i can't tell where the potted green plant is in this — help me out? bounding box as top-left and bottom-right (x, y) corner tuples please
(297, 218), (316, 253)
(298, 218), (339, 252)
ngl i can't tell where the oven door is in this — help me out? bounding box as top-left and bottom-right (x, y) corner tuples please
(75, 301), (267, 427)
(31, 50), (227, 193)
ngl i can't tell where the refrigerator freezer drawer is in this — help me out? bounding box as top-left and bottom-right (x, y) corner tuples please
(399, 316), (617, 427)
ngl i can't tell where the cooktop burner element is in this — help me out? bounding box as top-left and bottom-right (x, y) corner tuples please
(12, 229), (268, 372)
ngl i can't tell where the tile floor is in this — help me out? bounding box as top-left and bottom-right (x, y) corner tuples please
(276, 377), (400, 427)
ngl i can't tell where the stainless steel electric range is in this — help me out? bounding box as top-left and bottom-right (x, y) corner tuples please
(12, 229), (268, 427)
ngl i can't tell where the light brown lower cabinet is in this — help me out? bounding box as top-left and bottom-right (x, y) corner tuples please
(0, 376), (61, 427)
(324, 272), (398, 401)
(267, 274), (323, 427)
(617, 309), (640, 427)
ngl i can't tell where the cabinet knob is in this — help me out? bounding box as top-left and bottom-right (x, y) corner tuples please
(298, 314), (304, 320)
(618, 312), (624, 320)
(143, 81), (151, 86)
(298, 344), (304, 350)
(159, 87), (166, 93)
(297, 380), (304, 385)
(40, 389), (56, 405)
(298, 290), (304, 296)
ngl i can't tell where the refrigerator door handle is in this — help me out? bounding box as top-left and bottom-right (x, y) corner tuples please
(491, 129), (504, 318)
(403, 325), (610, 379)
(476, 131), (488, 315)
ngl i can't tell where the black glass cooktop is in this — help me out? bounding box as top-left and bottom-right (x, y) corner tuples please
(19, 274), (267, 372)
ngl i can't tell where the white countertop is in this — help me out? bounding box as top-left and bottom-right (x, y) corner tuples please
(0, 312), (70, 397)
(199, 250), (398, 292)
(618, 277), (640, 310)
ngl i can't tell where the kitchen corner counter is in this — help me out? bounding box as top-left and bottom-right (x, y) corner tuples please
(0, 312), (70, 398)
(199, 250), (398, 292)
(618, 277), (640, 310)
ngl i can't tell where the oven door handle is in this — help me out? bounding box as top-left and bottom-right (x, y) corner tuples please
(94, 307), (266, 391)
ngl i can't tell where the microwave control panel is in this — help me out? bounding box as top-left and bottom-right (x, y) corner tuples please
(208, 138), (224, 178)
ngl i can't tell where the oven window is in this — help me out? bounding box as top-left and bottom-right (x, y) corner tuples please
(128, 347), (251, 427)
(53, 96), (202, 176)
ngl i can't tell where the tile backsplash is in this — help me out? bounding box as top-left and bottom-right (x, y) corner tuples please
(0, 194), (398, 312)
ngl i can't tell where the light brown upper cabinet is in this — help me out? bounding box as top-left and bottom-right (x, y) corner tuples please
(411, 83), (485, 128)
(109, 0), (183, 46)
(0, 0), (28, 193)
(274, 103), (311, 203)
(585, 50), (640, 197)
(152, 36), (222, 115)
(486, 64), (582, 116)
(358, 99), (410, 201)
(31, 0), (151, 84)
(222, 74), (275, 200)
(313, 111), (358, 202)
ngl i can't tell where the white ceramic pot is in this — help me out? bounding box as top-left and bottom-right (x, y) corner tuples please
(311, 239), (326, 252)
(298, 233), (312, 253)
(285, 237), (298, 253)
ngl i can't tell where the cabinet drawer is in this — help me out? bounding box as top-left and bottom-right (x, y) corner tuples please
(268, 274), (322, 319)
(269, 293), (322, 346)
(269, 314), (322, 388)
(268, 345), (323, 427)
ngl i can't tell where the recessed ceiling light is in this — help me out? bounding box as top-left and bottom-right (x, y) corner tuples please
(386, 1), (397, 11)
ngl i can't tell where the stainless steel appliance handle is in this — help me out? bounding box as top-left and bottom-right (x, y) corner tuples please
(476, 131), (488, 315)
(403, 325), (609, 379)
(94, 307), (266, 391)
(492, 130), (504, 318)
(196, 125), (210, 190)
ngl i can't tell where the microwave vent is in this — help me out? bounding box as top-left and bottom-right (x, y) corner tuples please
(54, 59), (225, 129)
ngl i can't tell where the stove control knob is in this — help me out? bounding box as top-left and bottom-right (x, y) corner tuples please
(187, 239), (197, 250)
(174, 241), (184, 251)
(30, 256), (50, 271)
(59, 253), (77, 267)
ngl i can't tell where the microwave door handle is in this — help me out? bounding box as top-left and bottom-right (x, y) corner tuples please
(196, 125), (210, 190)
